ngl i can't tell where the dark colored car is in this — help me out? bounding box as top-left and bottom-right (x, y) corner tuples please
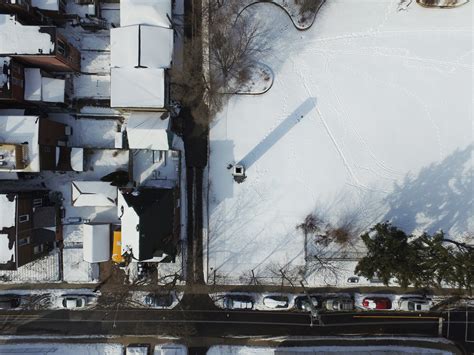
(144, 293), (174, 308)
(294, 295), (320, 311)
(0, 295), (21, 309)
(362, 297), (392, 310)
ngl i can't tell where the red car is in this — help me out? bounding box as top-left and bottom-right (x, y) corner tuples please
(362, 297), (392, 310)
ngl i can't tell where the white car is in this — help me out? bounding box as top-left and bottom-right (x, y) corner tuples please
(263, 295), (289, 309)
(399, 298), (432, 311)
(61, 295), (89, 309)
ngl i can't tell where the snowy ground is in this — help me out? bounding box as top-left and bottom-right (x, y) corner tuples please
(207, 1), (473, 285)
(0, 343), (122, 354)
(0, 250), (60, 283)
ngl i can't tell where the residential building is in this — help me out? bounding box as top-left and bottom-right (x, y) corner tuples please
(0, 190), (59, 270)
(1, 57), (67, 107)
(0, 14), (81, 72)
(0, 115), (81, 172)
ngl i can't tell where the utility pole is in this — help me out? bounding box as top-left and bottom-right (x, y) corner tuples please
(299, 280), (323, 326)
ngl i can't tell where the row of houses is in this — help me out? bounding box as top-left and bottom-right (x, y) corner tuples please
(0, 0), (183, 275)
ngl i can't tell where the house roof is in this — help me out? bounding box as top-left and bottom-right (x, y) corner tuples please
(0, 115), (41, 172)
(119, 188), (177, 261)
(0, 14), (55, 55)
(0, 194), (15, 267)
(71, 181), (117, 207)
(111, 25), (173, 69)
(0, 194), (15, 231)
(127, 112), (170, 150)
(120, 0), (172, 28)
(83, 224), (111, 263)
(110, 67), (165, 109)
(24, 68), (65, 103)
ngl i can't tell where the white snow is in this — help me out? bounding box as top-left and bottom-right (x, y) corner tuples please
(31, 0), (60, 11)
(63, 247), (99, 283)
(0, 233), (14, 264)
(0, 249), (60, 283)
(110, 26), (139, 67)
(111, 67), (165, 108)
(0, 115), (40, 172)
(0, 15), (54, 55)
(24, 69), (65, 103)
(71, 181), (117, 207)
(207, 345), (453, 354)
(24, 68), (42, 101)
(0, 194), (15, 230)
(83, 224), (111, 263)
(0, 343), (122, 355)
(127, 112), (170, 150)
(120, 0), (172, 28)
(118, 191), (140, 258)
(207, 1), (473, 285)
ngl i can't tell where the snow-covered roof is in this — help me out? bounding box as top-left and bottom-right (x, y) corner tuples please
(24, 68), (65, 103)
(71, 181), (117, 207)
(120, 0), (172, 28)
(71, 148), (84, 172)
(110, 67), (165, 109)
(0, 194), (15, 231)
(0, 15), (55, 55)
(31, 0), (60, 11)
(83, 224), (111, 263)
(118, 191), (140, 259)
(111, 25), (173, 69)
(0, 233), (14, 264)
(0, 115), (40, 172)
(127, 112), (170, 150)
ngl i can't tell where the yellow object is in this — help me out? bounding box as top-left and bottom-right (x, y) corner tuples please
(112, 230), (124, 263)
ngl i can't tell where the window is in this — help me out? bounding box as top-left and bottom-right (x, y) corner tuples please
(33, 198), (42, 208)
(33, 244), (44, 255)
(19, 214), (29, 223)
(57, 40), (69, 58)
(18, 237), (31, 246)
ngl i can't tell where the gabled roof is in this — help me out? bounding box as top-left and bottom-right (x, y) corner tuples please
(111, 25), (173, 69)
(120, 0), (172, 28)
(71, 181), (117, 207)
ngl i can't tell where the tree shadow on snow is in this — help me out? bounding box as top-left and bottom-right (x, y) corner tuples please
(383, 144), (473, 236)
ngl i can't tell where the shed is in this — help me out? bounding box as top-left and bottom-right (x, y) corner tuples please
(83, 224), (111, 263)
(71, 181), (117, 207)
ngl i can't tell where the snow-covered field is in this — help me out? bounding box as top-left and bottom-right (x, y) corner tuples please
(207, 1), (473, 285)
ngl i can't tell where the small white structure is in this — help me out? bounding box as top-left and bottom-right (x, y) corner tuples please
(120, 0), (172, 28)
(111, 25), (173, 69)
(31, 0), (62, 11)
(83, 224), (111, 263)
(24, 68), (65, 103)
(111, 68), (165, 109)
(127, 112), (170, 150)
(0, 115), (41, 172)
(71, 181), (117, 207)
(70, 148), (84, 172)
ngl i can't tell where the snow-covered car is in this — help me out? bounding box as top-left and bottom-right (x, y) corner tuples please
(294, 295), (320, 312)
(126, 343), (150, 355)
(262, 295), (289, 309)
(219, 295), (254, 310)
(144, 293), (175, 309)
(362, 297), (392, 310)
(154, 343), (187, 355)
(323, 298), (354, 311)
(0, 295), (21, 310)
(399, 298), (432, 312)
(61, 295), (89, 309)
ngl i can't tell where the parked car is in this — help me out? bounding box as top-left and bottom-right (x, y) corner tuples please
(399, 298), (432, 312)
(263, 295), (289, 309)
(362, 297), (392, 310)
(0, 295), (21, 309)
(323, 298), (354, 311)
(126, 343), (150, 355)
(61, 295), (88, 309)
(154, 343), (187, 355)
(347, 277), (359, 283)
(219, 294), (254, 310)
(144, 293), (174, 309)
(294, 295), (320, 312)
